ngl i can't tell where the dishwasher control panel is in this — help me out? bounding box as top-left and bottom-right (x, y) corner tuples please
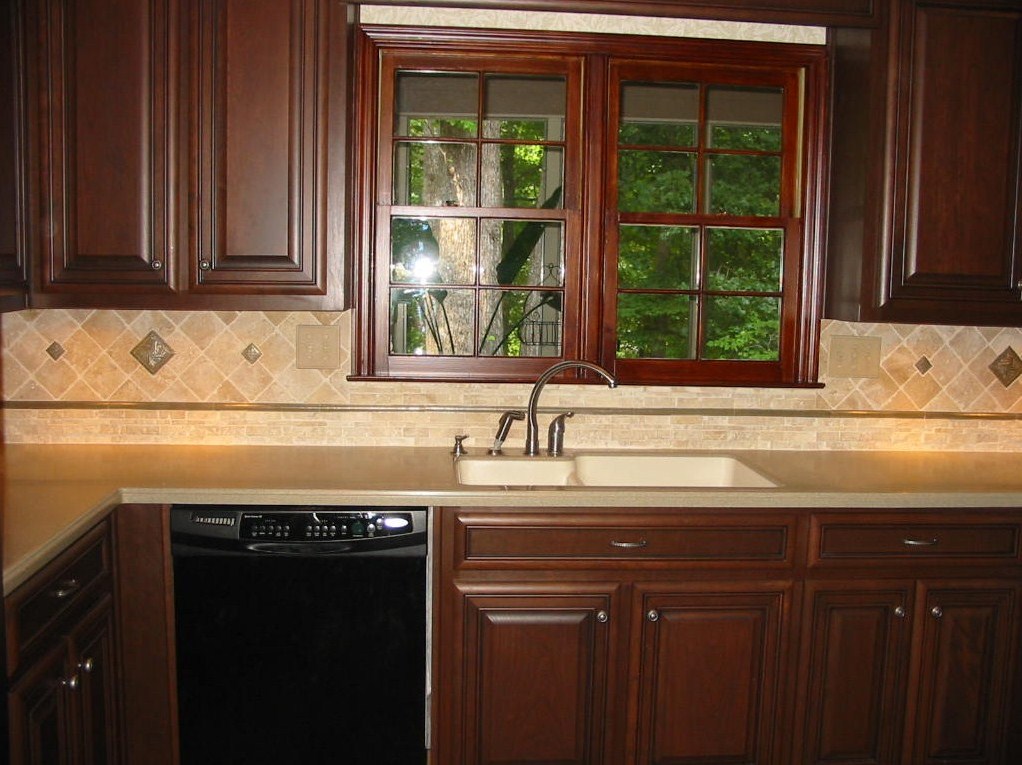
(241, 511), (415, 541)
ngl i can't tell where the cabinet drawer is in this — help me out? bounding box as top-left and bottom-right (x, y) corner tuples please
(452, 510), (796, 568)
(809, 514), (1022, 567)
(6, 520), (112, 672)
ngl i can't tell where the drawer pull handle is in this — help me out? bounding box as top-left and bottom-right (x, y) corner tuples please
(50, 578), (80, 599)
(902, 537), (938, 547)
(610, 539), (648, 549)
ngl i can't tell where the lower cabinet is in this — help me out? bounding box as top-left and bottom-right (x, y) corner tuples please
(434, 507), (1022, 765)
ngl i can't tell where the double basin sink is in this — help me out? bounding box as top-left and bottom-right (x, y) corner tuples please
(455, 452), (779, 489)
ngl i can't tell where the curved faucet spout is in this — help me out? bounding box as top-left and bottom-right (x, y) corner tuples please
(524, 360), (617, 456)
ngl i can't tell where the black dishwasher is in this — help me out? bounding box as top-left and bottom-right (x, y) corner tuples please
(170, 505), (429, 765)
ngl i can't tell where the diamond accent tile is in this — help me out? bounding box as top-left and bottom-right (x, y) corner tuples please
(242, 343), (262, 364)
(989, 346), (1022, 387)
(46, 342), (66, 361)
(130, 330), (175, 375)
(915, 356), (932, 375)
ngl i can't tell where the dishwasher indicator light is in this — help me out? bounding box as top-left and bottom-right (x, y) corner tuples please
(382, 517), (410, 530)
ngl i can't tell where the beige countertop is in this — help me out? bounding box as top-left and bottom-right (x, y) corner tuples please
(7, 444), (1022, 594)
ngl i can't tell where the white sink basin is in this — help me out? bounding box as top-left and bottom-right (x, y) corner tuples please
(455, 452), (778, 488)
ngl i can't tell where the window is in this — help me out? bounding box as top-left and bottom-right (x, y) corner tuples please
(351, 27), (828, 385)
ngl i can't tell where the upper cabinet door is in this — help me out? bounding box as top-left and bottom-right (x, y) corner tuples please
(189, 0), (336, 296)
(30, 0), (179, 294)
(0, 0), (28, 310)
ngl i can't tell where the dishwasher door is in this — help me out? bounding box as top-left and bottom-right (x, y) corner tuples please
(171, 506), (428, 765)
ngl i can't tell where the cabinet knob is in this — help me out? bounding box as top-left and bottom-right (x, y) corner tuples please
(596, 610), (609, 624)
(199, 260), (211, 271)
(931, 605), (943, 619)
(646, 609), (659, 622)
(78, 657), (94, 674)
(151, 260), (163, 270)
(60, 674), (79, 691)
(894, 605), (906, 618)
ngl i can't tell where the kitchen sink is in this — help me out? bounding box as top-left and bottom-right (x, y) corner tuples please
(454, 452), (778, 488)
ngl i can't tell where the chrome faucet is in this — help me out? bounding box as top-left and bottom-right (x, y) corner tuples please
(524, 360), (617, 456)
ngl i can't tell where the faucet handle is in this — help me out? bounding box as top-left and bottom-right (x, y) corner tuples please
(547, 411), (575, 457)
(452, 434), (469, 456)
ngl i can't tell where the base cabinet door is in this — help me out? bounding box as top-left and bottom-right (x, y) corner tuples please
(633, 585), (792, 765)
(8, 642), (73, 765)
(450, 587), (615, 765)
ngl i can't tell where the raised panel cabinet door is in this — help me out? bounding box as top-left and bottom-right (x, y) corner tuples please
(69, 596), (119, 765)
(1, 0), (28, 305)
(454, 588), (614, 765)
(795, 581), (914, 765)
(883, 1), (1022, 320)
(189, 0), (333, 294)
(906, 583), (1021, 764)
(8, 641), (75, 765)
(30, 0), (178, 292)
(633, 583), (792, 765)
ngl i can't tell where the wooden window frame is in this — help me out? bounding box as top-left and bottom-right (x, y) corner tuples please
(350, 25), (829, 386)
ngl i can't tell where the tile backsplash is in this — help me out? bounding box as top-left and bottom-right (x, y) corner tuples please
(3, 309), (1022, 451)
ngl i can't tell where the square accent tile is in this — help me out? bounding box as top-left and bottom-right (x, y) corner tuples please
(131, 331), (175, 375)
(46, 341), (66, 361)
(989, 346), (1022, 387)
(242, 343), (262, 364)
(915, 356), (932, 375)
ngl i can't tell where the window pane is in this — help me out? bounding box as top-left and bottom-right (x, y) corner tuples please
(706, 227), (783, 292)
(479, 290), (563, 357)
(390, 288), (476, 356)
(707, 86), (782, 151)
(706, 154), (780, 216)
(619, 82), (698, 146)
(616, 293), (695, 359)
(483, 75), (566, 140)
(394, 142), (478, 206)
(390, 217), (476, 285)
(480, 145), (564, 208)
(702, 296), (780, 360)
(618, 150), (696, 213)
(395, 72), (478, 137)
(480, 220), (563, 286)
(618, 225), (697, 289)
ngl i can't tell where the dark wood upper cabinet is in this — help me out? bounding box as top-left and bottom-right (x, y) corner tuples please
(25, 0), (350, 310)
(826, 0), (1022, 326)
(0, 0), (28, 311)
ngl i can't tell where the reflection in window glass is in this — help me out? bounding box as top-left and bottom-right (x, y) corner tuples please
(479, 290), (563, 357)
(390, 218), (476, 285)
(394, 142), (477, 207)
(705, 228), (783, 292)
(618, 225), (697, 290)
(707, 86), (782, 151)
(480, 146), (564, 208)
(616, 293), (695, 359)
(395, 72), (478, 137)
(619, 82), (698, 147)
(390, 288), (476, 356)
(480, 220), (563, 287)
(483, 75), (566, 140)
(618, 151), (696, 213)
(703, 296), (780, 360)
(706, 154), (781, 216)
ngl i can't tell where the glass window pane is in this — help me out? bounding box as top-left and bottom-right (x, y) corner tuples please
(707, 86), (782, 151)
(480, 220), (563, 287)
(480, 145), (564, 208)
(706, 154), (780, 216)
(483, 75), (566, 140)
(390, 218), (476, 285)
(479, 290), (563, 357)
(618, 150), (696, 213)
(618, 225), (697, 289)
(702, 296), (780, 360)
(619, 82), (698, 147)
(616, 293), (696, 359)
(390, 287), (475, 356)
(394, 142), (478, 207)
(395, 72), (478, 137)
(706, 227), (783, 292)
